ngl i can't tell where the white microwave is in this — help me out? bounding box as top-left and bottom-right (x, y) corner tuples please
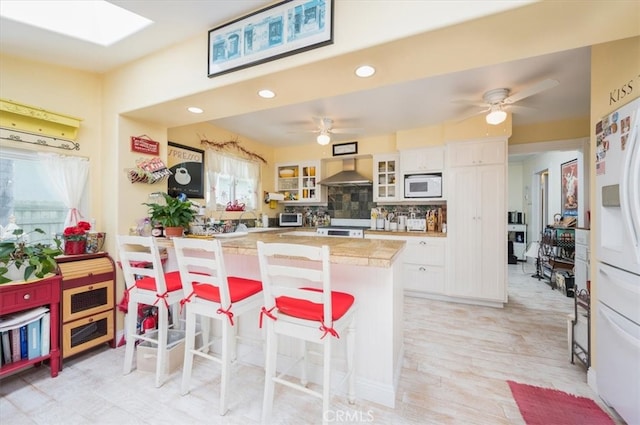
(404, 173), (442, 198)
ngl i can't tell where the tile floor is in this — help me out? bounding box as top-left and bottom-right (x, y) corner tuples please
(0, 264), (625, 424)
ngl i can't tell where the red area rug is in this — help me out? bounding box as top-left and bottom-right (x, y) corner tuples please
(507, 380), (615, 425)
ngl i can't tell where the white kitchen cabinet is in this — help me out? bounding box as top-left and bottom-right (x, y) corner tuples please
(373, 153), (400, 202)
(275, 160), (326, 204)
(403, 237), (446, 295)
(447, 138), (507, 305)
(400, 146), (444, 174)
(364, 234), (446, 296)
(447, 138), (505, 168)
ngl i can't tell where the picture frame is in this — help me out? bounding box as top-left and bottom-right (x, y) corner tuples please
(208, 0), (334, 78)
(332, 141), (358, 156)
(561, 159), (578, 219)
(167, 142), (205, 199)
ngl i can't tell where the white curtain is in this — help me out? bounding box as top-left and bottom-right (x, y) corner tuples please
(39, 153), (90, 228)
(205, 149), (259, 210)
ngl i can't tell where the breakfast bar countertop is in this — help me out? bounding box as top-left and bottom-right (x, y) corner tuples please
(205, 232), (406, 268)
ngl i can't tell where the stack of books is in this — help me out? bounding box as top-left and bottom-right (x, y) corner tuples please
(0, 307), (50, 366)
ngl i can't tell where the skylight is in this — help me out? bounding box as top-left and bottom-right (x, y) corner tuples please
(0, 0), (152, 46)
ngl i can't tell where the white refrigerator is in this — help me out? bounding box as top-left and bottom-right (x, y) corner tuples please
(595, 96), (640, 425)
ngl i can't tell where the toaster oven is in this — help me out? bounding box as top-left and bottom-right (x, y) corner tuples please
(279, 213), (303, 227)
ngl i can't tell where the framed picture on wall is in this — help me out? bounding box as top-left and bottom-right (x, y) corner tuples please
(207, 0), (334, 77)
(561, 159), (578, 219)
(167, 142), (205, 199)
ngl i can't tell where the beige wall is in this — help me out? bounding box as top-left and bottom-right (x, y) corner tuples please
(0, 55), (104, 228)
(511, 116), (590, 145)
(589, 35), (640, 372)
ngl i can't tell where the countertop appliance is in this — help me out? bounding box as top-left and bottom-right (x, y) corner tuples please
(316, 218), (368, 238)
(406, 216), (426, 231)
(404, 173), (442, 198)
(595, 97), (640, 425)
(279, 212), (303, 227)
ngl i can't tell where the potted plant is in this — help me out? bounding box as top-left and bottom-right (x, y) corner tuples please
(143, 192), (196, 238)
(62, 221), (92, 255)
(0, 228), (63, 284)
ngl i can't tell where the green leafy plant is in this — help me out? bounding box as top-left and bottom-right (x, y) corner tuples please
(143, 192), (196, 228)
(0, 228), (63, 284)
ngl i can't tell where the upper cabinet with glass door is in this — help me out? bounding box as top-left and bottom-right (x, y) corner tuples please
(373, 153), (400, 202)
(275, 160), (326, 204)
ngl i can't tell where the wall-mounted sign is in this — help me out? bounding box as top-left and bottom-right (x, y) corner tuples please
(131, 136), (160, 155)
(167, 142), (204, 198)
(332, 141), (358, 156)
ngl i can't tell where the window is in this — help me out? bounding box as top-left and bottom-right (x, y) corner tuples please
(205, 151), (259, 211)
(0, 147), (89, 245)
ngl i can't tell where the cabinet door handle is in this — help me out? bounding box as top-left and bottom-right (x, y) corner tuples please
(419, 241), (427, 245)
(419, 267), (426, 272)
(23, 293), (31, 300)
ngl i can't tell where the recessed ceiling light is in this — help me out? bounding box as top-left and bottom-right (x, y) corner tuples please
(355, 65), (376, 78)
(187, 107), (203, 114)
(258, 89), (276, 99)
(0, 0), (152, 46)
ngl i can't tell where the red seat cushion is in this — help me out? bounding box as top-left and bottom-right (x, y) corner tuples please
(193, 276), (262, 303)
(135, 270), (183, 292)
(276, 287), (355, 322)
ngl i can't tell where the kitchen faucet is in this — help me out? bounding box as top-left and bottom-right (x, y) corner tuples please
(238, 210), (258, 229)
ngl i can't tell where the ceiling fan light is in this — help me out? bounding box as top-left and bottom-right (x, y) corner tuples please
(486, 107), (507, 125)
(317, 132), (331, 145)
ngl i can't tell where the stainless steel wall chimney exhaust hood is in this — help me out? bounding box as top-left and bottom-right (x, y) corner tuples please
(318, 158), (372, 186)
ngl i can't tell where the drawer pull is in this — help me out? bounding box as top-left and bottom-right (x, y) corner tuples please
(23, 293), (31, 300)
(88, 286), (94, 290)
(88, 318), (94, 323)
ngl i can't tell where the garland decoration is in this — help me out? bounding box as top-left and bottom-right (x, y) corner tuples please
(200, 137), (267, 164)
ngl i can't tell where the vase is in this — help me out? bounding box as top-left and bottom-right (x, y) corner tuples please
(163, 226), (184, 239)
(64, 238), (86, 255)
(85, 232), (106, 253)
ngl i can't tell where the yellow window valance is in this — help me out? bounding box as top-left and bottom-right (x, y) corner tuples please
(0, 98), (82, 141)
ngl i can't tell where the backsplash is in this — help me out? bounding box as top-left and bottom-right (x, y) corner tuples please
(284, 186), (446, 226)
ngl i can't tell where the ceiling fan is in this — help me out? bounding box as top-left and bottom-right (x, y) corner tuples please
(291, 117), (362, 145)
(456, 78), (560, 125)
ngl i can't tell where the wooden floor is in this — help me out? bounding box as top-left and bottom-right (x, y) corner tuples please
(0, 264), (625, 424)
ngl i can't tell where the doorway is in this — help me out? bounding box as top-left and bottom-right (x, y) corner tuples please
(539, 170), (549, 230)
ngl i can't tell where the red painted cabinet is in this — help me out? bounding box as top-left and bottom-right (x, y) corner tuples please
(0, 275), (61, 378)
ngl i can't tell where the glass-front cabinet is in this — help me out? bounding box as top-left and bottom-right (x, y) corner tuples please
(373, 153), (400, 202)
(275, 160), (325, 204)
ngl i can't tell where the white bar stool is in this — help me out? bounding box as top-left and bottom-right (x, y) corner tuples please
(116, 235), (184, 388)
(173, 237), (263, 415)
(256, 241), (357, 425)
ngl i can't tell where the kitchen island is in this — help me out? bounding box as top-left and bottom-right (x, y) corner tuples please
(161, 232), (406, 408)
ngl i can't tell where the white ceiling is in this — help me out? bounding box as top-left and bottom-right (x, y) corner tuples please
(0, 1), (591, 148)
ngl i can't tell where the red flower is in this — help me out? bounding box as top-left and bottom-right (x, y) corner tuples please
(63, 221), (91, 240)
